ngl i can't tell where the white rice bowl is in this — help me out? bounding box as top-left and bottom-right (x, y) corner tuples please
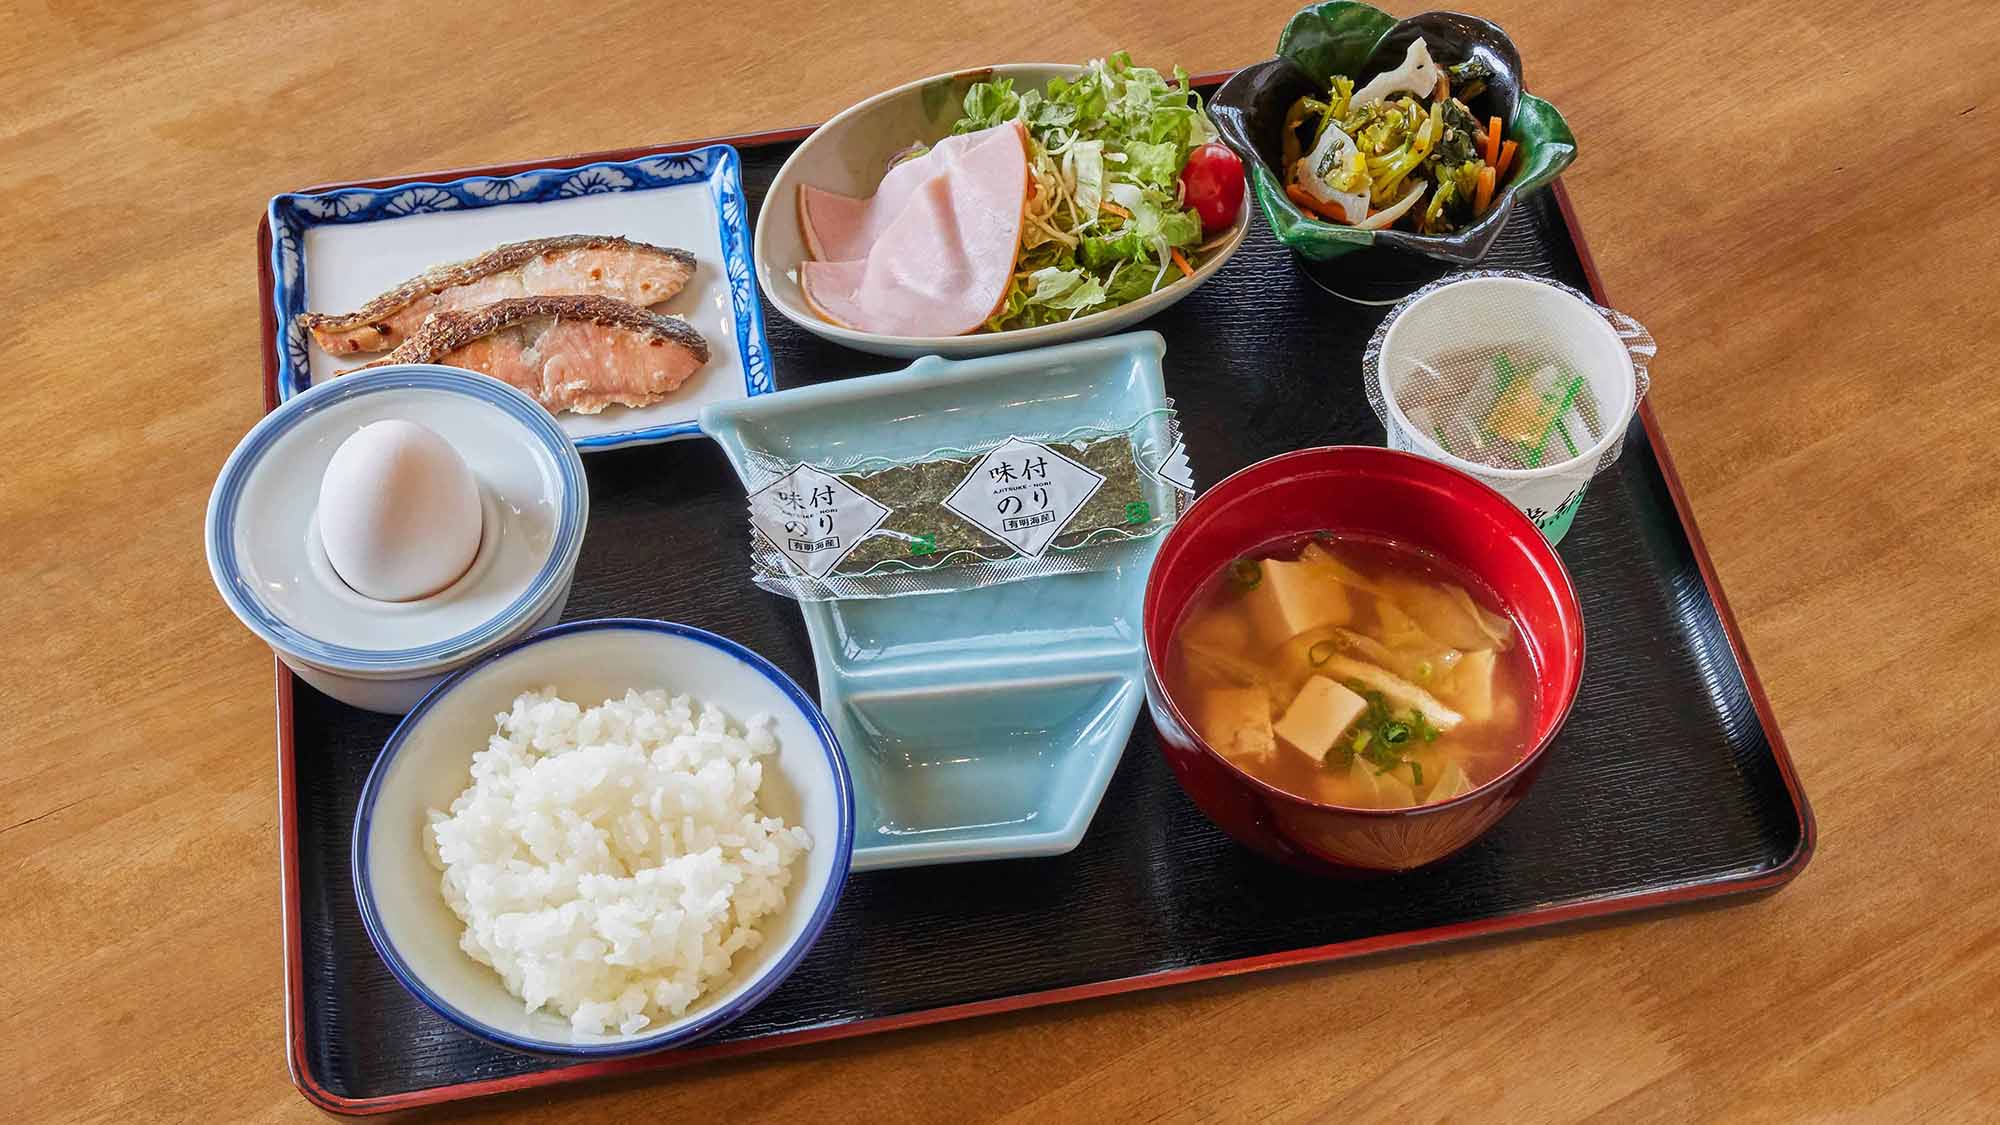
(354, 619), (850, 1057)
(425, 688), (812, 1037)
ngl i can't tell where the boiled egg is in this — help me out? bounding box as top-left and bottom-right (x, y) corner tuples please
(317, 420), (482, 602)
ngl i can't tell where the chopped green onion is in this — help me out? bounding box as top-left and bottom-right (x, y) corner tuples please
(1409, 760), (1424, 787)
(1308, 639), (1337, 666)
(1523, 373), (1586, 469)
(1228, 558), (1262, 592)
(1415, 660), (1433, 680)
(1382, 722), (1411, 746)
(1352, 729), (1372, 754)
(1411, 709), (1442, 742)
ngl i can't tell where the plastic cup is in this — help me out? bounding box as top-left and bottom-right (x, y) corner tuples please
(1376, 276), (1637, 544)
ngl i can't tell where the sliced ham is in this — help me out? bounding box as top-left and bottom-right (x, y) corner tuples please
(798, 123), (1028, 337)
(798, 126), (1004, 262)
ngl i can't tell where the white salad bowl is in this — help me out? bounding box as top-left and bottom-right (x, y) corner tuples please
(755, 63), (1249, 359)
(353, 619), (854, 1058)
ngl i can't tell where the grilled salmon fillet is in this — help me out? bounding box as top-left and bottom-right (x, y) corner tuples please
(341, 295), (710, 415)
(299, 235), (696, 355)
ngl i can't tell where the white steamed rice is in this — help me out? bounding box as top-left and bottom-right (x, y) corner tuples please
(425, 687), (812, 1036)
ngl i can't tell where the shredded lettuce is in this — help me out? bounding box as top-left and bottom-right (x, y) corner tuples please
(952, 52), (1217, 332)
(1023, 266), (1109, 311)
(1070, 139), (1105, 219)
(958, 79), (1021, 129)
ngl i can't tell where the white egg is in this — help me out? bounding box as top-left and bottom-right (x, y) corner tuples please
(318, 420), (483, 602)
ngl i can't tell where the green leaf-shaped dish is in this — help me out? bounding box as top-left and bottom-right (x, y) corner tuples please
(1211, 2), (1576, 264)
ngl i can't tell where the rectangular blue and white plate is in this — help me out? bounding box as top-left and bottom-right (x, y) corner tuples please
(268, 144), (774, 450)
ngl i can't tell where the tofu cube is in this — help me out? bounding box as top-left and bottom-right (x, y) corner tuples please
(1243, 558), (1351, 647)
(1197, 687), (1276, 763)
(1449, 649), (1497, 722)
(1272, 676), (1368, 762)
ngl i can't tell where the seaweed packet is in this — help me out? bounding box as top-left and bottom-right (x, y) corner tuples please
(740, 407), (1193, 601)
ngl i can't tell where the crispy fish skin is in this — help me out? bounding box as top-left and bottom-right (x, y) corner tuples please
(298, 235), (697, 355)
(341, 295), (709, 416)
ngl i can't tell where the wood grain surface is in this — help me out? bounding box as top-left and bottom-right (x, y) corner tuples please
(3, 1), (1995, 1121)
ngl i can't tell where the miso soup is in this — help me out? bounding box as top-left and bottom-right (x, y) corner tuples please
(1164, 533), (1535, 809)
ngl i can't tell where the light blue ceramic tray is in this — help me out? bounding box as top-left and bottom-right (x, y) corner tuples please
(701, 332), (1179, 869)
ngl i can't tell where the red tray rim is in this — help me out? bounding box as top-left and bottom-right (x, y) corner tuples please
(254, 74), (1816, 1116)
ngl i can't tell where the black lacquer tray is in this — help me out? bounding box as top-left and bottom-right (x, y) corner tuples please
(255, 89), (1813, 1114)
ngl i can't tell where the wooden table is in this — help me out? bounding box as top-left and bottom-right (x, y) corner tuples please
(7, 0), (1996, 1120)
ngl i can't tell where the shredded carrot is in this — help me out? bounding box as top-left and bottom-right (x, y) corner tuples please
(1496, 139), (1518, 180)
(1484, 116), (1502, 165)
(1284, 183), (1348, 222)
(1170, 247), (1195, 279)
(1473, 165), (1497, 215)
(1100, 200), (1131, 219)
(1288, 185), (1352, 222)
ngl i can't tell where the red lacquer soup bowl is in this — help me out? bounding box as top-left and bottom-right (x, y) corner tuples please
(1142, 446), (1584, 874)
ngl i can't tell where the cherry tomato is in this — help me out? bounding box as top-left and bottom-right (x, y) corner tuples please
(1180, 142), (1246, 234)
